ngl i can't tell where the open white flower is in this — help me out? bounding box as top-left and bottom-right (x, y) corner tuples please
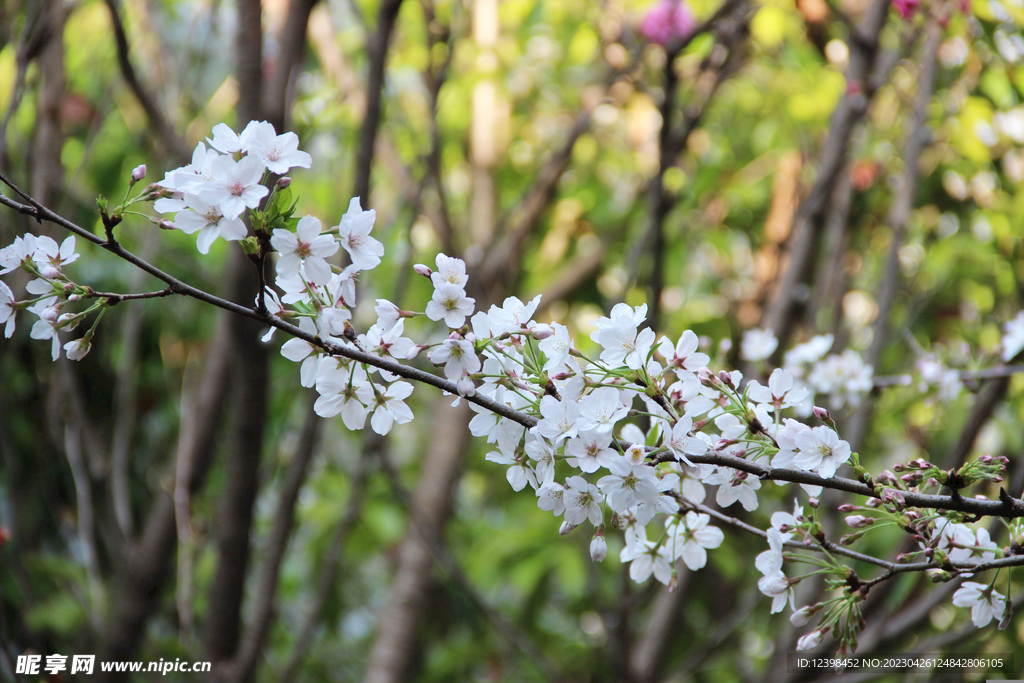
(199, 154), (268, 220)
(740, 328), (778, 362)
(248, 122), (312, 173)
(793, 426), (850, 478)
(668, 512), (724, 570)
(564, 476), (604, 526)
(487, 295), (541, 335)
(428, 337), (481, 381)
(430, 253), (469, 288)
(1003, 311), (1024, 361)
(176, 195), (248, 254)
(272, 216), (339, 286)
(313, 363), (373, 429)
(0, 281), (16, 338)
(657, 330), (710, 374)
(952, 581), (1007, 628)
(369, 381), (415, 435)
(565, 430), (618, 473)
(425, 283), (475, 328)
(335, 197), (384, 270)
(598, 458), (660, 511)
(577, 387), (628, 433)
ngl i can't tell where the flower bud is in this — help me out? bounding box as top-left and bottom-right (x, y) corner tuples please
(413, 263), (433, 278)
(156, 218), (176, 231)
(795, 629), (825, 651)
(457, 376), (476, 397)
(67, 294), (80, 302)
(845, 515), (872, 528)
(590, 534), (607, 562)
(559, 521), (577, 536)
(718, 370), (735, 388)
(41, 265), (60, 279)
(276, 176), (291, 189)
(41, 306), (59, 322)
(927, 568), (952, 583)
(837, 504), (857, 512)
(530, 323), (554, 340)
(790, 606), (813, 627)
(812, 406), (830, 422)
(131, 164), (147, 183)
(808, 497), (820, 509)
(758, 574), (790, 596)
(406, 344), (426, 360)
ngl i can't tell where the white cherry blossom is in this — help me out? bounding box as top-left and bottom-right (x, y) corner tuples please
(272, 216), (339, 286)
(335, 198), (384, 270)
(425, 284), (475, 328)
(952, 582), (1006, 627)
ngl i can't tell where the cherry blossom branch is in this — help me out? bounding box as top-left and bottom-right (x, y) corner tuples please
(655, 450), (1024, 518)
(8, 166), (1024, 543)
(0, 173), (540, 425)
(873, 364), (1024, 388)
(84, 287), (176, 303)
(676, 496), (898, 571)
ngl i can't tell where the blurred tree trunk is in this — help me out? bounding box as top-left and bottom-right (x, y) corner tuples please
(364, 401), (472, 683)
(203, 0), (269, 670)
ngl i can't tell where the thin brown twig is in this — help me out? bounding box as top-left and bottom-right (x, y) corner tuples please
(103, 0), (190, 161)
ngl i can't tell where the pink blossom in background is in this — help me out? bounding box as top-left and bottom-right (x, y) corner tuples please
(639, 0), (696, 45)
(891, 0), (920, 20)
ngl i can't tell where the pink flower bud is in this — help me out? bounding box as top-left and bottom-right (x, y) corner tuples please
(845, 515), (872, 528)
(67, 294), (80, 302)
(405, 344), (426, 360)
(41, 306), (59, 322)
(559, 521), (577, 536)
(463, 332), (477, 344)
(276, 176), (291, 189)
(812, 406), (830, 422)
(157, 218), (176, 231)
(41, 265), (60, 279)
(131, 164), (147, 182)
(414, 263), (433, 278)
(530, 323), (554, 340)
(837, 504), (857, 512)
(718, 370), (735, 388)
(808, 498), (820, 508)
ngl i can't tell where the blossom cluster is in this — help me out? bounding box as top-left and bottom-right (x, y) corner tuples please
(2, 120), (1022, 657)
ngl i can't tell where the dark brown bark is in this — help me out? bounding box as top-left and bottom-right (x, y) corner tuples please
(263, 0), (320, 132)
(352, 0), (406, 204)
(99, 315), (234, 675)
(202, 0), (268, 668)
(761, 0), (891, 348)
(363, 401), (472, 683)
(103, 0), (190, 161)
(223, 400), (321, 683)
